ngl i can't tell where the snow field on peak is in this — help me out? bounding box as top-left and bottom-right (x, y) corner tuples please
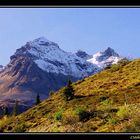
(27, 41), (98, 78)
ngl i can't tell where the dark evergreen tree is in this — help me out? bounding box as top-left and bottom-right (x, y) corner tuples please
(64, 79), (74, 101)
(36, 93), (41, 105)
(2, 105), (9, 116)
(13, 100), (18, 116)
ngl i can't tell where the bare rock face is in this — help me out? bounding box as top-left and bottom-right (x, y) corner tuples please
(0, 54), (77, 114)
(75, 50), (92, 60)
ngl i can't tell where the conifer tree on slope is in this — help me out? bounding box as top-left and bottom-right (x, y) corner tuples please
(13, 100), (18, 116)
(36, 93), (41, 105)
(64, 79), (74, 101)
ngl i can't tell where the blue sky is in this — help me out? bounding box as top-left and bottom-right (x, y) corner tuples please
(0, 8), (140, 65)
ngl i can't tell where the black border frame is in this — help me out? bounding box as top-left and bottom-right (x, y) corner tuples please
(0, 2), (140, 140)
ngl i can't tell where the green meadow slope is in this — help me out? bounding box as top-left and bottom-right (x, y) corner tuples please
(1, 58), (140, 132)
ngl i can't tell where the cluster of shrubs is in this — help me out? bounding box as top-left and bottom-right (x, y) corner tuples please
(54, 109), (63, 121)
(74, 107), (92, 121)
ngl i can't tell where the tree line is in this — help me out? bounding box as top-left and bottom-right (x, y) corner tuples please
(1, 93), (41, 117)
(1, 79), (75, 117)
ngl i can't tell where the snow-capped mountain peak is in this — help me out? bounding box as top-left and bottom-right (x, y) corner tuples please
(95, 47), (119, 62)
(27, 37), (59, 49)
(11, 38), (123, 79)
(87, 47), (123, 68)
(10, 37), (99, 78)
(30, 37), (57, 46)
(102, 47), (119, 57)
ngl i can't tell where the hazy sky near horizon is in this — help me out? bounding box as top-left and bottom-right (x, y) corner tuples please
(0, 8), (140, 65)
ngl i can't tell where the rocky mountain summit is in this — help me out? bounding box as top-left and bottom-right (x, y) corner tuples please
(87, 47), (123, 68)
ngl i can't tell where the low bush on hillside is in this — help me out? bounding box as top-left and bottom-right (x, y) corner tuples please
(107, 117), (119, 125)
(110, 64), (120, 72)
(74, 107), (92, 121)
(54, 109), (63, 121)
(117, 105), (131, 120)
(99, 99), (113, 111)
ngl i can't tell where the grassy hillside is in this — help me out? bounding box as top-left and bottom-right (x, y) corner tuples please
(1, 58), (140, 132)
